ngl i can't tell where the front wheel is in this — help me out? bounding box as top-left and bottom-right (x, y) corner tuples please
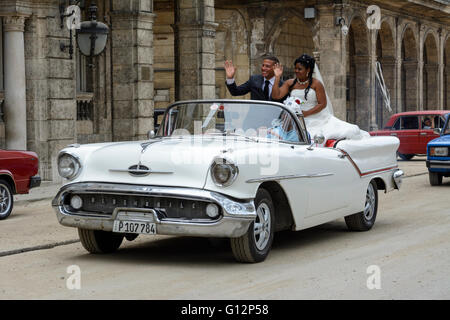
(78, 228), (124, 254)
(0, 179), (14, 220)
(429, 172), (443, 186)
(230, 188), (275, 263)
(345, 180), (378, 231)
(397, 152), (414, 161)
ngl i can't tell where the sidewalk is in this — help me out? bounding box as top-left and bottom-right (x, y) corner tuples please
(13, 156), (429, 205)
(14, 181), (62, 205)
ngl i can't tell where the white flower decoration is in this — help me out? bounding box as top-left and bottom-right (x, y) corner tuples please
(283, 96), (304, 115)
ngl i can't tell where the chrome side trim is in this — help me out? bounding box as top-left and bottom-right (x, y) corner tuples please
(246, 173), (333, 183)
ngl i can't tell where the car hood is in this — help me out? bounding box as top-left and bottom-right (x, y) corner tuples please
(428, 134), (450, 146)
(69, 136), (260, 189)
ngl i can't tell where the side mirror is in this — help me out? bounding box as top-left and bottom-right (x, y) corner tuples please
(307, 134), (325, 150)
(433, 128), (442, 135)
(313, 134), (325, 145)
(148, 130), (156, 139)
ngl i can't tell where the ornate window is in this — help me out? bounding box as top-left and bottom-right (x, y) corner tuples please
(76, 50), (94, 121)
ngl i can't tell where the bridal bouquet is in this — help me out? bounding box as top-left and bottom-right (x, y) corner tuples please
(283, 96), (305, 116)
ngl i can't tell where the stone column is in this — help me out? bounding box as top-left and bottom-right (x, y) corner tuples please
(378, 57), (397, 126)
(424, 64), (439, 109)
(395, 19), (403, 112)
(315, 4), (347, 121)
(247, 5), (266, 75)
(403, 61), (419, 112)
(418, 24), (426, 111)
(3, 16), (27, 150)
(353, 55), (372, 131)
(369, 30), (378, 131)
(111, 1), (155, 141)
(445, 66), (450, 110)
(438, 29), (445, 109)
(24, 14), (52, 180)
(174, 0), (217, 100)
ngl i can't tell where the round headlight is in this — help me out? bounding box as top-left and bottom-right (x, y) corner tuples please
(58, 153), (81, 179)
(70, 195), (83, 210)
(211, 159), (238, 187)
(206, 203), (220, 218)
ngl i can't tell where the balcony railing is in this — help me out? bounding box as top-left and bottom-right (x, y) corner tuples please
(76, 92), (94, 121)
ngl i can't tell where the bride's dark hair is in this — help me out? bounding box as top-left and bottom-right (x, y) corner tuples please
(289, 54), (315, 100)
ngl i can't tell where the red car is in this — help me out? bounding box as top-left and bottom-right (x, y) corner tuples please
(0, 149), (41, 219)
(370, 110), (450, 160)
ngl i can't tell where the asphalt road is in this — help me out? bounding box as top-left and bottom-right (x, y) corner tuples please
(1, 157), (449, 300)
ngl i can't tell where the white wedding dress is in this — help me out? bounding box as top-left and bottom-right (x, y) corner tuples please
(290, 87), (370, 141)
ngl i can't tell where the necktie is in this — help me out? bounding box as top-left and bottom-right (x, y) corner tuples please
(264, 80), (270, 101)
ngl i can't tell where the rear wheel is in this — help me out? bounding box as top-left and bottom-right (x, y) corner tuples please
(429, 172), (443, 186)
(0, 179), (13, 220)
(397, 153), (414, 161)
(78, 228), (124, 253)
(230, 188), (275, 263)
(345, 180), (378, 231)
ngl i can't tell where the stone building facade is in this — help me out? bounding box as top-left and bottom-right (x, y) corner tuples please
(0, 0), (449, 182)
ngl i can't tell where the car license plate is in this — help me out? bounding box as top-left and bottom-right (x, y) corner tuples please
(113, 220), (156, 235)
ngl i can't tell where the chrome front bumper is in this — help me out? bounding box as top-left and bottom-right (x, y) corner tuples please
(393, 169), (404, 190)
(52, 182), (256, 238)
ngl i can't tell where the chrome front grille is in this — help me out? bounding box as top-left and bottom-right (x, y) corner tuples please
(66, 193), (217, 220)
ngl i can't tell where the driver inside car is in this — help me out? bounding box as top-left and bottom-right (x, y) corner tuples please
(267, 112), (300, 142)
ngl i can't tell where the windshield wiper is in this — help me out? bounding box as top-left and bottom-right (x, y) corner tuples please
(225, 132), (259, 143)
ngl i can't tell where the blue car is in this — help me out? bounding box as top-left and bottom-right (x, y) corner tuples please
(427, 114), (450, 186)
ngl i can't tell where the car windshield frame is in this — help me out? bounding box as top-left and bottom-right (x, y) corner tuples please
(442, 114), (450, 136)
(155, 99), (310, 145)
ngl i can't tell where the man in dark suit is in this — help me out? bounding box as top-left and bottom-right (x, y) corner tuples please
(224, 56), (285, 102)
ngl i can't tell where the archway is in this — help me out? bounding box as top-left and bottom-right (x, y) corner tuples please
(423, 32), (439, 110)
(273, 15), (314, 79)
(401, 27), (418, 112)
(153, 8), (176, 107)
(215, 9), (249, 99)
(346, 16), (370, 130)
(375, 21), (396, 129)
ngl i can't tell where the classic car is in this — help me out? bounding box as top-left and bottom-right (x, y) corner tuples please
(427, 113), (450, 186)
(52, 100), (403, 263)
(370, 110), (450, 160)
(0, 149), (41, 219)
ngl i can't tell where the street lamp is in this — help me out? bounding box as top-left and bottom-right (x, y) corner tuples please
(76, 3), (109, 57)
(59, 1), (109, 58)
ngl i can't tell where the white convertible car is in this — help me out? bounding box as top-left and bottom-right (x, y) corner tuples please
(53, 100), (403, 263)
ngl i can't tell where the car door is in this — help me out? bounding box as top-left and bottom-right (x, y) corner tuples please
(395, 115), (420, 154)
(292, 146), (356, 218)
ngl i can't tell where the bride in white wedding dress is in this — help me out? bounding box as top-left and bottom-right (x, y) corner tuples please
(272, 54), (369, 142)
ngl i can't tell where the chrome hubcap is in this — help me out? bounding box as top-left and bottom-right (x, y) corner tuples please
(254, 202), (271, 250)
(364, 183), (376, 221)
(0, 185), (12, 216)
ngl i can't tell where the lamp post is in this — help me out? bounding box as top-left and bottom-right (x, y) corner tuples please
(76, 3), (109, 57)
(59, 1), (109, 58)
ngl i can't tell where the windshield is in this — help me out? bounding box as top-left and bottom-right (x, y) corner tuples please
(444, 116), (450, 135)
(157, 101), (307, 143)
